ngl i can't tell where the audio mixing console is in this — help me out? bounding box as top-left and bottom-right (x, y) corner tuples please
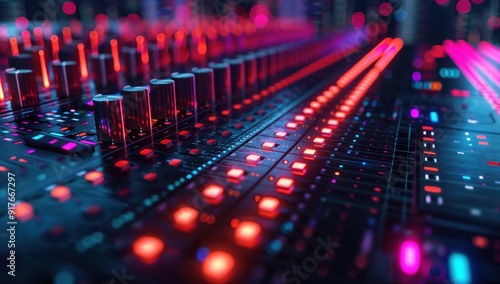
(0, 7), (500, 284)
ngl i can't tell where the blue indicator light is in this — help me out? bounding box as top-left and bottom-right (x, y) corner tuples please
(32, 134), (45, 140)
(449, 252), (471, 284)
(430, 111), (439, 123)
(462, 176), (470, 180)
(49, 132), (64, 137)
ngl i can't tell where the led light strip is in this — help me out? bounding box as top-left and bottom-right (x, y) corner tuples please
(443, 40), (500, 114)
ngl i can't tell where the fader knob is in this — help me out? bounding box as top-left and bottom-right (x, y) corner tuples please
(149, 79), (177, 123)
(224, 58), (245, 100)
(192, 67), (215, 107)
(208, 62), (231, 101)
(238, 54), (257, 96)
(171, 72), (197, 115)
(120, 86), (152, 132)
(8, 54), (34, 70)
(93, 94), (127, 143)
(53, 61), (81, 98)
(5, 69), (39, 109)
(91, 54), (118, 93)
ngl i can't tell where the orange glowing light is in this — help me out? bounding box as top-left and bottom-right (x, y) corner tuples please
(198, 43), (207, 55)
(10, 38), (19, 56)
(227, 168), (245, 180)
(21, 30), (31, 48)
(89, 31), (98, 54)
(234, 221), (261, 248)
(472, 235), (488, 249)
(50, 35), (59, 60)
(291, 162), (307, 175)
(15, 202), (34, 222)
(173, 206), (198, 232)
(424, 185), (442, 193)
(276, 177), (294, 194)
(202, 251), (234, 283)
(246, 154), (261, 165)
(110, 39), (120, 71)
(202, 184), (224, 204)
(423, 166), (439, 172)
(258, 197), (280, 218)
(77, 43), (88, 78)
(62, 27), (72, 44)
(132, 236), (165, 263)
(38, 50), (50, 88)
(0, 76), (5, 100)
(50, 185), (71, 202)
(84, 170), (103, 184)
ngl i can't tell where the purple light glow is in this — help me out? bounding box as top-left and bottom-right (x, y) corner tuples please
(410, 109), (419, 118)
(412, 71), (422, 81)
(62, 142), (77, 151)
(400, 241), (420, 275)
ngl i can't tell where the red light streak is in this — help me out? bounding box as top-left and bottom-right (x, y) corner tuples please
(38, 50), (50, 88)
(50, 35), (59, 60)
(110, 39), (120, 71)
(77, 43), (88, 78)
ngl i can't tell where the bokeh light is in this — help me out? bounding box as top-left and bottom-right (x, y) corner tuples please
(15, 17), (29, 30)
(378, 3), (393, 16)
(435, 0), (449, 5)
(351, 12), (365, 29)
(456, 0), (471, 14)
(62, 2), (76, 15)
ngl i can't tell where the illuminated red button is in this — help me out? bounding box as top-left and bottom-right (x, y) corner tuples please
(246, 116), (255, 122)
(340, 105), (351, 112)
(233, 103), (243, 111)
(258, 197), (280, 218)
(234, 221), (261, 248)
(257, 109), (266, 115)
(234, 123), (244, 130)
(316, 95), (328, 104)
(276, 177), (294, 194)
(168, 159), (182, 167)
(221, 130), (232, 137)
(275, 131), (287, 139)
(208, 116), (218, 123)
(139, 148), (154, 159)
(173, 206), (198, 232)
(194, 122), (205, 130)
(202, 251), (235, 283)
(328, 119), (339, 127)
(143, 172), (158, 182)
(424, 185), (442, 193)
(207, 139), (217, 146)
(51, 185), (71, 202)
(202, 184), (224, 204)
(295, 115), (306, 122)
(310, 101), (321, 109)
(476, 135), (486, 139)
(291, 162), (307, 175)
(262, 142), (276, 150)
(246, 154), (262, 165)
(14, 202), (34, 222)
(133, 236), (165, 263)
(313, 137), (325, 147)
(323, 90), (334, 99)
(335, 112), (346, 119)
(221, 109), (231, 116)
(329, 86), (340, 94)
(303, 148), (317, 159)
(160, 139), (174, 147)
(286, 122), (297, 129)
(321, 127), (333, 137)
(178, 130), (190, 138)
(487, 161), (500, 166)
(303, 107), (314, 115)
(85, 171), (104, 185)
(189, 148), (201, 156)
(227, 168), (245, 181)
(114, 159), (130, 171)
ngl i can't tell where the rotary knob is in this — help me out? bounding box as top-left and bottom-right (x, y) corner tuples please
(120, 86), (152, 132)
(53, 61), (81, 98)
(93, 94), (127, 143)
(192, 67), (215, 108)
(5, 69), (39, 109)
(91, 54), (118, 93)
(171, 72), (197, 116)
(149, 79), (177, 123)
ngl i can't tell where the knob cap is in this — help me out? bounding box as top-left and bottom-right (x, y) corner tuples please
(208, 62), (231, 101)
(120, 86), (152, 131)
(91, 54), (118, 93)
(53, 61), (81, 98)
(8, 54), (34, 70)
(6, 69), (39, 109)
(149, 79), (177, 122)
(238, 54), (257, 96)
(253, 51), (268, 91)
(171, 72), (197, 115)
(93, 94), (127, 143)
(192, 67), (215, 107)
(224, 58), (245, 101)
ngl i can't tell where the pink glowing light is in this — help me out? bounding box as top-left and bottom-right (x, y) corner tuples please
(378, 3), (393, 16)
(62, 142), (77, 151)
(435, 0), (449, 5)
(351, 12), (365, 29)
(410, 109), (419, 118)
(400, 241), (420, 275)
(456, 0), (471, 14)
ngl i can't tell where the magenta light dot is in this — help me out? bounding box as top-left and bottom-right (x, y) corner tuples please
(412, 71), (422, 81)
(410, 108), (419, 118)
